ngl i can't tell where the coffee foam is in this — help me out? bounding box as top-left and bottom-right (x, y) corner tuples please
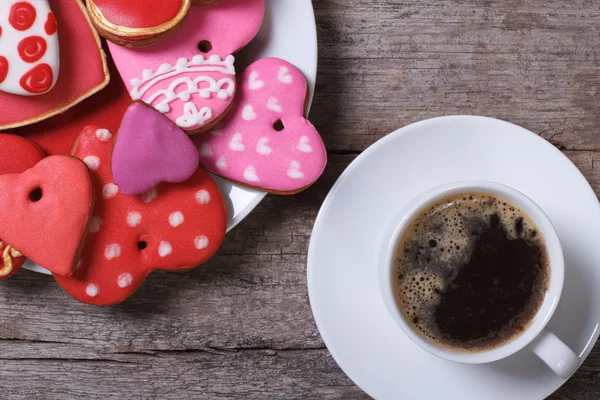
(394, 192), (548, 352)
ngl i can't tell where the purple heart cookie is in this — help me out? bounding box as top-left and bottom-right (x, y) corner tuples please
(111, 102), (200, 195)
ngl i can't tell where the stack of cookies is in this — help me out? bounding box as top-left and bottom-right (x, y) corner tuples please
(0, 0), (327, 305)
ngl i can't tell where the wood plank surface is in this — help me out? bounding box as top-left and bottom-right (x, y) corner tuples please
(2, 0), (600, 398)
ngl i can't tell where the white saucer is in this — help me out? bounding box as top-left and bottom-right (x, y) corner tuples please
(307, 116), (600, 399)
(24, 0), (318, 275)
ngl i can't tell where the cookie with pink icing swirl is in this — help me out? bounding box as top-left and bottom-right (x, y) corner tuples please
(194, 58), (327, 194)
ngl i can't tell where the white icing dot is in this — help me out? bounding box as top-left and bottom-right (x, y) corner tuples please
(277, 66), (294, 84)
(195, 235), (209, 250)
(141, 188), (157, 203)
(89, 216), (102, 233)
(95, 129), (112, 142)
(127, 212), (142, 227)
(104, 244), (121, 260)
(296, 136), (313, 153)
(117, 273), (134, 288)
(215, 156), (227, 171)
(256, 137), (272, 155)
(158, 241), (172, 257)
(242, 105), (257, 121)
(199, 143), (213, 157)
(248, 71), (265, 90)
(86, 283), (99, 297)
(229, 132), (245, 151)
(195, 189), (211, 205)
(267, 97), (282, 113)
(243, 166), (260, 182)
(103, 183), (119, 199)
(287, 161), (305, 180)
(169, 211), (184, 227)
(83, 156), (100, 170)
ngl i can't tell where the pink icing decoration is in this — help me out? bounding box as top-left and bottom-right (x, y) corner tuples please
(194, 58), (327, 193)
(111, 102), (200, 195)
(107, 0), (265, 132)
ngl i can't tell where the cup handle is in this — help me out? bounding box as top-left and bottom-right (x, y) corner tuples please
(527, 328), (580, 379)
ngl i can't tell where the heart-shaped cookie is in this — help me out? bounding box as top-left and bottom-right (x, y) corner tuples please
(87, 0), (191, 46)
(0, 134), (45, 280)
(53, 126), (227, 305)
(107, 0), (265, 133)
(194, 58), (327, 194)
(0, 155), (94, 277)
(111, 102), (199, 195)
(0, 0), (60, 96)
(0, 0), (109, 130)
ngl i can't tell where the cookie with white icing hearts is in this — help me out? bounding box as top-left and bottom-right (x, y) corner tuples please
(194, 58), (327, 194)
(0, 0), (109, 130)
(0, 0), (60, 96)
(86, 0), (191, 47)
(0, 134), (45, 280)
(107, 0), (265, 134)
(53, 126), (227, 305)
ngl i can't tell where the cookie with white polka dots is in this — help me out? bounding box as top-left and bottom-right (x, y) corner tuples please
(53, 125), (227, 305)
(193, 58), (327, 194)
(0, 155), (95, 277)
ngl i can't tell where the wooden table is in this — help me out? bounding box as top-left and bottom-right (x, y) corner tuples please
(1, 1), (599, 398)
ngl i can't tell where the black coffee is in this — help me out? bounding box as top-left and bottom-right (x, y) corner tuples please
(394, 192), (550, 352)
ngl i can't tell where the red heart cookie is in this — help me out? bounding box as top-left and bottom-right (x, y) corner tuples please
(54, 126), (227, 305)
(0, 134), (45, 280)
(0, 0), (109, 130)
(87, 0), (191, 46)
(0, 155), (94, 277)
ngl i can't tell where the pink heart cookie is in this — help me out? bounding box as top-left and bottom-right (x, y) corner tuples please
(194, 58), (327, 194)
(112, 102), (200, 196)
(107, 0), (265, 134)
(54, 126), (228, 305)
(0, 0), (60, 96)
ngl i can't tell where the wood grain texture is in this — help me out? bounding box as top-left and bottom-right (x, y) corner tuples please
(2, 0), (600, 398)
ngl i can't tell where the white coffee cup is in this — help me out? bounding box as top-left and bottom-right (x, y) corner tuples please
(378, 181), (580, 379)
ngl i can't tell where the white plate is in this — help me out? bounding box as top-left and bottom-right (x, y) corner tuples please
(26, 0), (318, 274)
(307, 116), (600, 399)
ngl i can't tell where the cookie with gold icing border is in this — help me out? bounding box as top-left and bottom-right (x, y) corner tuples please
(54, 125), (227, 305)
(87, 0), (191, 47)
(0, 0), (109, 130)
(194, 58), (327, 194)
(0, 134), (45, 280)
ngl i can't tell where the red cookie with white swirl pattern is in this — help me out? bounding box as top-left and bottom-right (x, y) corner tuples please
(0, 134), (45, 280)
(0, 0), (60, 96)
(53, 125), (227, 305)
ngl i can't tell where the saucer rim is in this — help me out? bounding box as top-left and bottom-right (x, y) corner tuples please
(307, 115), (599, 399)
